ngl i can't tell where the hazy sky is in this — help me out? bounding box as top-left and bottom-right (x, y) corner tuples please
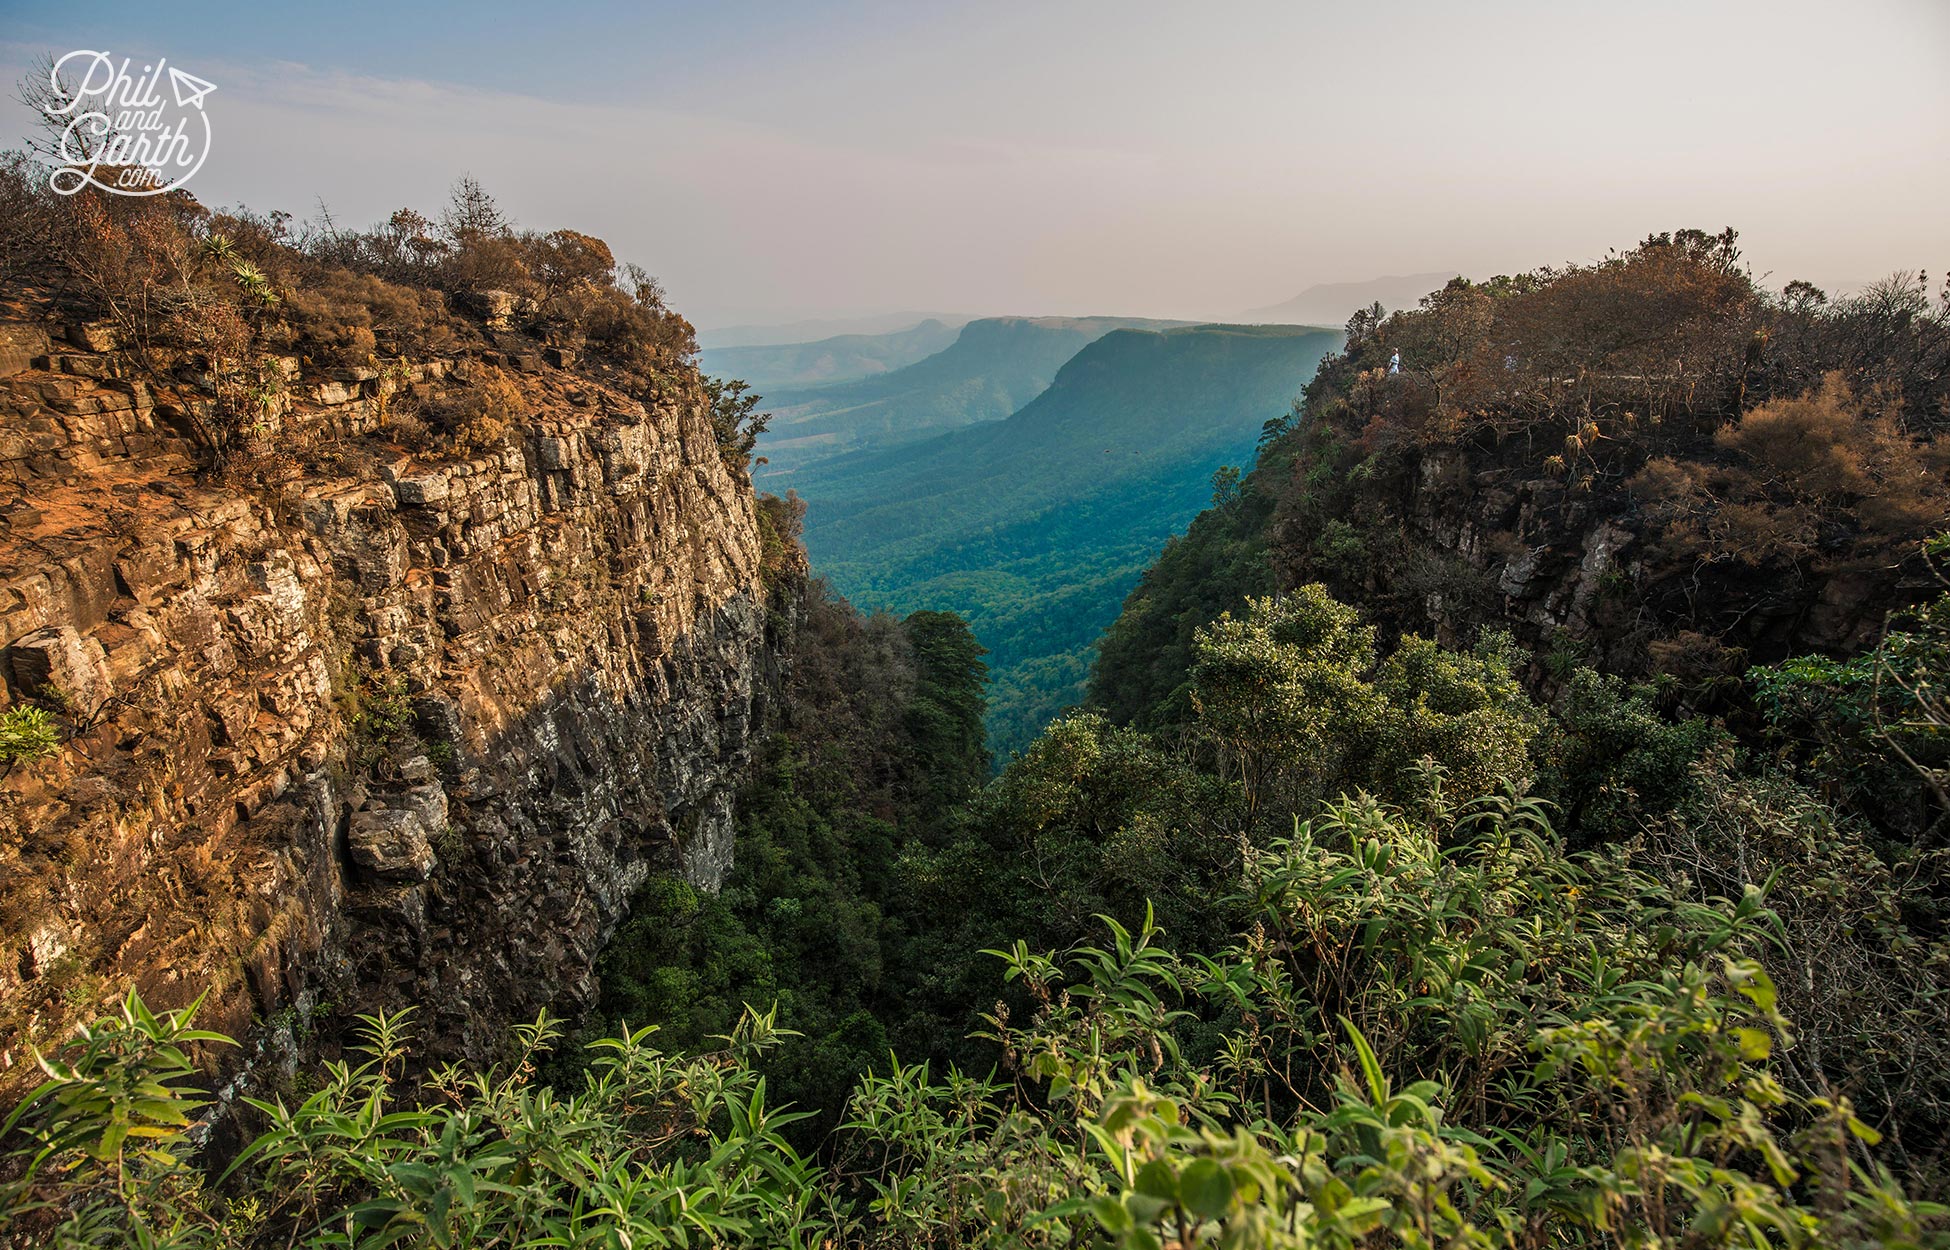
(4, 0), (1946, 327)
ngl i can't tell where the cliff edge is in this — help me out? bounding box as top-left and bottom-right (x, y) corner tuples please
(0, 299), (774, 1096)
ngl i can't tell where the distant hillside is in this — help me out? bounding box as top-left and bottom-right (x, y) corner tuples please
(697, 311), (970, 349)
(700, 319), (961, 390)
(753, 315), (1191, 477)
(1242, 271), (1457, 324)
(783, 323), (1343, 756)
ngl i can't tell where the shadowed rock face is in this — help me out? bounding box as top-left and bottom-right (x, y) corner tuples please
(0, 312), (775, 1093)
(1272, 437), (1922, 687)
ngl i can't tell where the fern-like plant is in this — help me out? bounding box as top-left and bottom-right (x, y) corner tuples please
(0, 704), (59, 764)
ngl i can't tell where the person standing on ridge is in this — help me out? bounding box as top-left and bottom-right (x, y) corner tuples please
(1388, 350), (1401, 375)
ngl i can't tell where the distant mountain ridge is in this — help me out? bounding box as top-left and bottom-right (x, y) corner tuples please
(697, 311), (972, 349)
(700, 319), (962, 390)
(1242, 271), (1457, 325)
(782, 322), (1343, 755)
(753, 314), (1192, 477)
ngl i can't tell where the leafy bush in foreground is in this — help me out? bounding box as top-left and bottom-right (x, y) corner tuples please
(3, 1000), (824, 1248)
(5, 793), (1944, 1247)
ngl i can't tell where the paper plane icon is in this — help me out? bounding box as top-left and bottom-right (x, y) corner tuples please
(168, 67), (217, 110)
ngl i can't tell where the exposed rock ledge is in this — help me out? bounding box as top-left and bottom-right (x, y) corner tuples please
(0, 316), (774, 1091)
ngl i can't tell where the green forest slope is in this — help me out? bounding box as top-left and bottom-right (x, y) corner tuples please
(789, 322), (1342, 755)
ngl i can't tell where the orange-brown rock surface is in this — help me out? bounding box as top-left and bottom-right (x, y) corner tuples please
(0, 310), (776, 1095)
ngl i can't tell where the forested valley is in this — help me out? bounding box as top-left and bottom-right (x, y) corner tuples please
(4, 197), (1949, 1249)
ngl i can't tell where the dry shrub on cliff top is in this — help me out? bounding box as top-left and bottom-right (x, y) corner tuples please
(1491, 227), (1757, 384)
(529, 228), (617, 301)
(2, 158), (697, 433)
(1316, 229), (1943, 488)
(421, 363), (526, 454)
(7, 174), (206, 357)
(1630, 372), (1949, 566)
(577, 263), (698, 385)
(279, 269), (457, 363)
(1358, 228), (1761, 440)
(308, 177), (698, 384)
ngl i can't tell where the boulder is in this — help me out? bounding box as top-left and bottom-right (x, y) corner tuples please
(65, 320), (119, 352)
(115, 542), (191, 606)
(463, 289), (517, 329)
(5, 625), (112, 718)
(398, 781), (449, 832)
(0, 325), (50, 377)
(391, 467), (452, 506)
(348, 807), (435, 881)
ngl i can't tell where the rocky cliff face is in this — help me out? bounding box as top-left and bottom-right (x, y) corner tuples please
(1271, 435), (1923, 695)
(0, 311), (775, 1092)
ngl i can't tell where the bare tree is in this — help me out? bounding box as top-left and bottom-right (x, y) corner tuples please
(440, 174), (508, 244)
(16, 52), (123, 171)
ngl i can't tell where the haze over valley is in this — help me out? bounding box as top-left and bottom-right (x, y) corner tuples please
(1, 3), (1947, 1246)
(744, 316), (1340, 754)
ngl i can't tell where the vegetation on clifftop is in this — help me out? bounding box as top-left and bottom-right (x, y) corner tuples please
(0, 157), (772, 478)
(4, 214), (1950, 1248)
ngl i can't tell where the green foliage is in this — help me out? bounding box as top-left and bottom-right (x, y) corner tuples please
(0, 705), (61, 764)
(1537, 666), (1729, 844)
(705, 375), (772, 475)
(1748, 576), (1949, 837)
(1636, 759), (1950, 1176)
(589, 590), (990, 1138)
(596, 875), (773, 1047)
(344, 671), (422, 776)
(1, 990), (233, 1248)
(787, 324), (1342, 759)
(1209, 463), (1242, 507)
(1191, 588), (1379, 825)
(928, 711), (1242, 969)
(12, 799), (1949, 1247)
(1190, 590), (1543, 823)
(899, 609), (992, 805)
(752, 490), (807, 587)
(1367, 630), (1540, 802)
(937, 795), (1940, 1248)
(6, 996), (828, 1248)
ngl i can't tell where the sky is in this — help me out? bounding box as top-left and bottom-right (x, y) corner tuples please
(3, 0), (1947, 328)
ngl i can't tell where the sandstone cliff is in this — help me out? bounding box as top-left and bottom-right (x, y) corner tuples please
(0, 309), (776, 1097)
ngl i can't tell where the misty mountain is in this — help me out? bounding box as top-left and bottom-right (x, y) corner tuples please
(697, 311), (971, 349)
(782, 323), (1342, 756)
(1242, 272), (1457, 325)
(699, 319), (962, 390)
(752, 315), (1192, 477)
